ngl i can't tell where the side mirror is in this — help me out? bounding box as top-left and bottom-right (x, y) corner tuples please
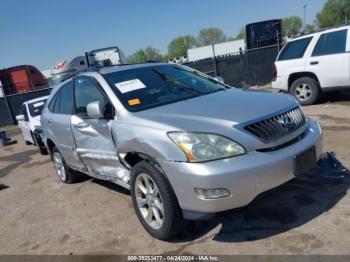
(16, 115), (25, 121)
(213, 76), (225, 84)
(86, 101), (103, 119)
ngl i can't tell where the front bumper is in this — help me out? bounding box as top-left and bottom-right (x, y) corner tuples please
(160, 119), (322, 216)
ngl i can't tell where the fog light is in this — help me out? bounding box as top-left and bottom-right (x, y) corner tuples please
(194, 188), (231, 199)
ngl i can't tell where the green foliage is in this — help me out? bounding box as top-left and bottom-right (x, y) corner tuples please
(304, 24), (315, 33)
(197, 27), (227, 46)
(167, 35), (197, 58)
(127, 46), (164, 63)
(316, 0), (350, 28)
(229, 27), (245, 40)
(282, 16), (303, 36)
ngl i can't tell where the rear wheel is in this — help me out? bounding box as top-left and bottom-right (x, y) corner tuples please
(52, 147), (77, 184)
(290, 77), (320, 106)
(131, 161), (183, 240)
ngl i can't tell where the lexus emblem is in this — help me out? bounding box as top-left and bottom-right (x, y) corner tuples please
(279, 116), (294, 128)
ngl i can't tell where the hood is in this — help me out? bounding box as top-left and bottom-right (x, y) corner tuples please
(134, 89), (299, 131)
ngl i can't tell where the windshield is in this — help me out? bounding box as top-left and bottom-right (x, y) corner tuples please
(28, 99), (47, 117)
(103, 64), (228, 112)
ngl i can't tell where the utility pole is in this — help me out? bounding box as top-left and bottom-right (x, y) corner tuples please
(211, 43), (218, 77)
(303, 4), (308, 31)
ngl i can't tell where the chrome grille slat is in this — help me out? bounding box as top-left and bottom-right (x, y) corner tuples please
(268, 118), (281, 139)
(244, 107), (306, 142)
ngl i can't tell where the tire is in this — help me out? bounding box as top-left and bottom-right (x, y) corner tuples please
(290, 77), (321, 106)
(51, 147), (77, 184)
(30, 132), (37, 146)
(131, 161), (183, 240)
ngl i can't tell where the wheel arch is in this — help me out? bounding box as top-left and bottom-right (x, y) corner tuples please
(288, 72), (320, 91)
(121, 152), (165, 174)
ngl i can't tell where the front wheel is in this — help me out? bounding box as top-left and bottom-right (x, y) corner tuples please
(131, 161), (183, 240)
(290, 77), (321, 106)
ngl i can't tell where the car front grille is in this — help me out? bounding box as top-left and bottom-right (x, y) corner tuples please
(244, 107), (306, 142)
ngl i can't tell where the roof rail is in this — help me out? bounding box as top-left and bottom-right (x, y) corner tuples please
(294, 23), (350, 38)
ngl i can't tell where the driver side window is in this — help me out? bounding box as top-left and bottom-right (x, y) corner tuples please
(74, 77), (111, 117)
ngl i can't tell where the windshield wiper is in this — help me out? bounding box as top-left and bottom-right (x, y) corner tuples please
(152, 68), (203, 96)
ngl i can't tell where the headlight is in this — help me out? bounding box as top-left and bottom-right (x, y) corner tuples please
(168, 132), (245, 162)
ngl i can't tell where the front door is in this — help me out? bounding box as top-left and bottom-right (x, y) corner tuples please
(71, 77), (129, 184)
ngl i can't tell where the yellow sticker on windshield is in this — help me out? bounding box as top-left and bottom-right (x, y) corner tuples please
(128, 98), (141, 106)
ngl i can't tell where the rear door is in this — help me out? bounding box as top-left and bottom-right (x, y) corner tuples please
(71, 77), (127, 182)
(45, 81), (84, 170)
(305, 28), (350, 88)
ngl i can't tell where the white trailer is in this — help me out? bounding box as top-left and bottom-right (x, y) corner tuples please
(187, 39), (245, 62)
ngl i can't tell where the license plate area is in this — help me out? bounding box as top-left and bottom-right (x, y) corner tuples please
(294, 146), (317, 176)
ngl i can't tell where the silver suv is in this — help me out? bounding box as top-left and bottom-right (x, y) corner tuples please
(41, 63), (323, 240)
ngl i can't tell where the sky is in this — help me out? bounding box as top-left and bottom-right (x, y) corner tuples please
(0, 0), (326, 70)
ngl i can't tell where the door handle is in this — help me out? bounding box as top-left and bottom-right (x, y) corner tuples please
(72, 122), (89, 129)
(48, 119), (53, 126)
(310, 61), (319, 65)
(72, 122), (98, 136)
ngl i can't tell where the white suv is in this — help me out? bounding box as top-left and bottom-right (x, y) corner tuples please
(16, 96), (48, 154)
(272, 25), (350, 105)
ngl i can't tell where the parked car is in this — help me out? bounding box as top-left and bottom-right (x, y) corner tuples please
(272, 25), (350, 105)
(16, 96), (48, 154)
(41, 63), (322, 240)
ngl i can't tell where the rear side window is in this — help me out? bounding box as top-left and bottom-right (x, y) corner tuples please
(48, 91), (60, 113)
(312, 29), (347, 56)
(58, 82), (74, 114)
(278, 37), (312, 61)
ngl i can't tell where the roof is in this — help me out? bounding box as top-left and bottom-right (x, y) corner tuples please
(289, 25), (350, 42)
(24, 95), (49, 105)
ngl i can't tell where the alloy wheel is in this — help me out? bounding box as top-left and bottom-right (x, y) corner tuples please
(135, 173), (164, 229)
(53, 152), (66, 181)
(295, 83), (311, 101)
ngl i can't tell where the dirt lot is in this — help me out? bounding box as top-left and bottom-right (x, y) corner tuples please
(1, 91), (350, 255)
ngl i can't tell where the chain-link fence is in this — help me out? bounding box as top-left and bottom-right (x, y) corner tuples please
(184, 44), (279, 87)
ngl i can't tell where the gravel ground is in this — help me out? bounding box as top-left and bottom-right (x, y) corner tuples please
(0, 90), (349, 255)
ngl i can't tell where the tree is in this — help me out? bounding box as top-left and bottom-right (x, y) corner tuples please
(167, 35), (197, 58)
(229, 27), (245, 40)
(127, 46), (164, 63)
(197, 27), (227, 46)
(316, 0), (350, 28)
(304, 24), (315, 33)
(282, 16), (303, 36)
(127, 49), (146, 63)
